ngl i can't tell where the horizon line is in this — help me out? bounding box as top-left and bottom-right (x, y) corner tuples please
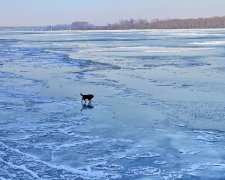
(1, 15), (225, 28)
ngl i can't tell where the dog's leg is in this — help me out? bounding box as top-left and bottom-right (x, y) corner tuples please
(81, 99), (85, 105)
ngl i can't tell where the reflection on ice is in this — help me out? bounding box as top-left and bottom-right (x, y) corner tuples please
(81, 101), (94, 112)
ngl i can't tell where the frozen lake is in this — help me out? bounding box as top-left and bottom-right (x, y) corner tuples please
(1, 29), (225, 179)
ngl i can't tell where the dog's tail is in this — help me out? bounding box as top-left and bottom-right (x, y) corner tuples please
(80, 93), (83, 96)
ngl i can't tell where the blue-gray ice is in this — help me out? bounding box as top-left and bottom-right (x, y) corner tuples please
(1, 29), (225, 179)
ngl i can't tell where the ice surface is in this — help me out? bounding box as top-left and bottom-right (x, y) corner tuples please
(1, 29), (225, 179)
(189, 41), (225, 45)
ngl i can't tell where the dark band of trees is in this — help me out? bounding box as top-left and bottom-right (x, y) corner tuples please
(45, 16), (225, 31)
(3, 16), (223, 31)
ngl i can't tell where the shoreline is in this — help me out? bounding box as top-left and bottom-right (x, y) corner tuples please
(1, 28), (225, 33)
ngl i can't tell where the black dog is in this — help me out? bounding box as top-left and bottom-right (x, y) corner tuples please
(80, 93), (94, 103)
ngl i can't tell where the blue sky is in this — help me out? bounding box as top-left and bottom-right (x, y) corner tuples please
(1, 0), (225, 26)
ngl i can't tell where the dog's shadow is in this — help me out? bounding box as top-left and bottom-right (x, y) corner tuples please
(81, 101), (94, 112)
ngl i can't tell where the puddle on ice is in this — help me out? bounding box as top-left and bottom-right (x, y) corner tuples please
(1, 30), (225, 179)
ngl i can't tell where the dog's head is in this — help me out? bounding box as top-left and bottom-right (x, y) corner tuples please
(89, 94), (94, 98)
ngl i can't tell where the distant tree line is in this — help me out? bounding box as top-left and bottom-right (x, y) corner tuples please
(1, 16), (225, 31)
(104, 16), (225, 29)
(44, 16), (225, 31)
